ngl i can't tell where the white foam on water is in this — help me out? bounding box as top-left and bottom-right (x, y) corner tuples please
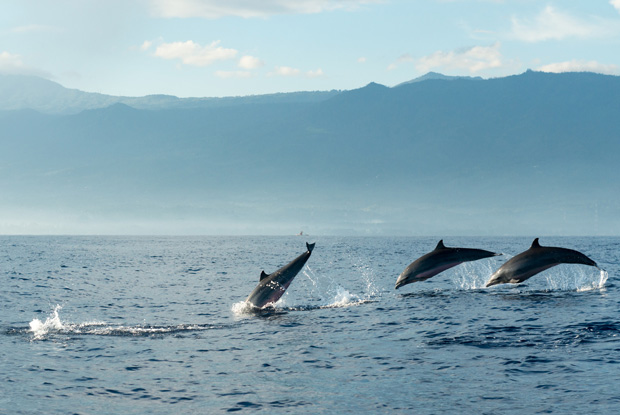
(302, 264), (375, 308)
(231, 300), (256, 316)
(576, 268), (608, 292)
(30, 305), (222, 338)
(29, 304), (65, 340)
(323, 286), (366, 308)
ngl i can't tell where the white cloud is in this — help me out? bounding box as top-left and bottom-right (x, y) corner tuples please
(357, 57), (367, 63)
(0, 51), (50, 77)
(0, 51), (25, 73)
(269, 66), (301, 76)
(238, 55), (264, 69)
(153, 40), (237, 66)
(415, 43), (503, 74)
(266, 66), (324, 78)
(612, 0), (620, 13)
(510, 6), (609, 42)
(141, 41), (153, 51)
(537, 60), (619, 75)
(387, 54), (414, 71)
(215, 70), (253, 79)
(306, 68), (325, 78)
(148, 0), (381, 19)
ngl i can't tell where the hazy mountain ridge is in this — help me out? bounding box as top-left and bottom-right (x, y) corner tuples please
(0, 71), (618, 235)
(0, 74), (340, 114)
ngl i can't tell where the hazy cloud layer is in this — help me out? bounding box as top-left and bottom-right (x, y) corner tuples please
(153, 40), (237, 66)
(11, 24), (60, 34)
(510, 6), (616, 42)
(268, 66), (325, 78)
(215, 70), (253, 79)
(538, 60), (620, 75)
(387, 54), (414, 71)
(0, 51), (25, 73)
(148, 0), (380, 18)
(416, 43), (503, 74)
(0, 51), (49, 77)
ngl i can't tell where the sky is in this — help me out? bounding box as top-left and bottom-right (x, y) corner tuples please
(2, 0), (620, 98)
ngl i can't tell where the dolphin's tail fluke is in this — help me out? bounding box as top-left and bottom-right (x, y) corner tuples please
(306, 242), (316, 253)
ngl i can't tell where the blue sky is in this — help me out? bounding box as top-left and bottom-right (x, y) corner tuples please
(2, 0), (620, 97)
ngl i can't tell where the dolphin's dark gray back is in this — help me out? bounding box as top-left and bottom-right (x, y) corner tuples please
(485, 238), (598, 287)
(395, 240), (500, 289)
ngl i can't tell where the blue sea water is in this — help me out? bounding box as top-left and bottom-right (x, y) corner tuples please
(1, 236), (618, 414)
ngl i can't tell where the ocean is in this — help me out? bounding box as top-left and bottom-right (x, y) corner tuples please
(1, 236), (618, 414)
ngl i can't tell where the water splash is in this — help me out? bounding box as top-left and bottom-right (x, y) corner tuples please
(301, 264), (375, 307)
(542, 265), (606, 292)
(331, 286), (358, 306)
(232, 264), (374, 315)
(450, 256), (507, 290)
(231, 300), (257, 316)
(575, 268), (608, 292)
(29, 304), (65, 340)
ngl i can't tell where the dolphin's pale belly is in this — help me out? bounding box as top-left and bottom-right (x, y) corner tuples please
(262, 280), (289, 305)
(247, 276), (297, 307)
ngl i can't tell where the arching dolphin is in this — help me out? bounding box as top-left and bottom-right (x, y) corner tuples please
(485, 238), (599, 287)
(246, 242), (315, 308)
(395, 240), (501, 289)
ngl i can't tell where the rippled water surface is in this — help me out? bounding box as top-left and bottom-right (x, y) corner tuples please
(1, 236), (619, 414)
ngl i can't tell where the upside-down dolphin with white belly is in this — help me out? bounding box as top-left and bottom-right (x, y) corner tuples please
(246, 242), (315, 308)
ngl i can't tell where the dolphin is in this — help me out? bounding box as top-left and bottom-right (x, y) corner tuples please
(395, 240), (501, 289)
(485, 238), (599, 287)
(246, 242), (315, 308)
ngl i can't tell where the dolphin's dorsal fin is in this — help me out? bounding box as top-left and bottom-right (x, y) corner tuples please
(260, 270), (269, 281)
(531, 238), (541, 249)
(306, 242), (315, 253)
(435, 240), (446, 250)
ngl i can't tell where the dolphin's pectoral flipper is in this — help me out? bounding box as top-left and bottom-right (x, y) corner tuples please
(260, 270), (269, 281)
(435, 240), (446, 250)
(306, 242), (315, 253)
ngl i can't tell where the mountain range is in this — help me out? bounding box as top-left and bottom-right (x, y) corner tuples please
(0, 70), (618, 235)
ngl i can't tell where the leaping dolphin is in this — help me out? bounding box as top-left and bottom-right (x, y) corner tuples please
(395, 240), (501, 289)
(246, 242), (315, 308)
(485, 238), (599, 287)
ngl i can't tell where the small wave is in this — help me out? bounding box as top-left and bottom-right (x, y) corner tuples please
(231, 285), (372, 316)
(29, 305), (225, 340)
